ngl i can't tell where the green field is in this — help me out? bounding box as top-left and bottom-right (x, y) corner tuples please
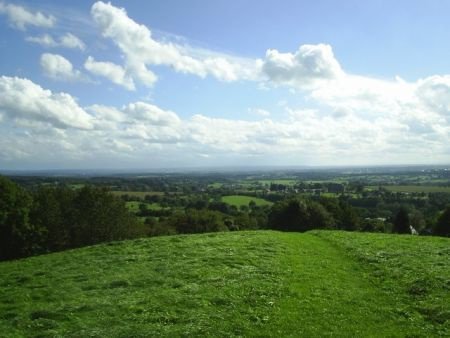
(111, 191), (166, 199)
(0, 231), (448, 336)
(257, 179), (297, 186)
(375, 185), (450, 193)
(221, 195), (273, 207)
(125, 201), (164, 212)
(208, 182), (224, 188)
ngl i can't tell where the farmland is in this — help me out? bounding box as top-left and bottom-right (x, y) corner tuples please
(378, 185), (450, 193)
(221, 195), (273, 207)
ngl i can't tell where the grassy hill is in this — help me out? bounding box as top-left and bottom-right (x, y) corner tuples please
(0, 231), (448, 337)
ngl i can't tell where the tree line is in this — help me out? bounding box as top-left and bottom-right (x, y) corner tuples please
(1, 175), (449, 261)
(0, 176), (145, 261)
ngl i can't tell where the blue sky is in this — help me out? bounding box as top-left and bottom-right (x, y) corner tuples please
(0, 1), (449, 169)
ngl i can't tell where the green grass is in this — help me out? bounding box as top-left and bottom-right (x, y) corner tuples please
(125, 201), (164, 212)
(0, 231), (448, 336)
(371, 185), (450, 193)
(221, 195), (273, 207)
(111, 191), (165, 199)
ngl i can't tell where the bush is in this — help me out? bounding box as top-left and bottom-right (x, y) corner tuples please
(268, 198), (334, 232)
(164, 209), (227, 234)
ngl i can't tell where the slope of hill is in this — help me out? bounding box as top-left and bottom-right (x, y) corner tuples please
(0, 231), (448, 337)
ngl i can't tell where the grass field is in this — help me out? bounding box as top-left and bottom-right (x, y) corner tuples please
(125, 201), (164, 212)
(221, 195), (273, 207)
(0, 231), (448, 336)
(111, 191), (166, 199)
(208, 182), (224, 188)
(373, 185), (450, 193)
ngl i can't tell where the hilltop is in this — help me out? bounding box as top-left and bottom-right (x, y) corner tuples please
(0, 230), (449, 337)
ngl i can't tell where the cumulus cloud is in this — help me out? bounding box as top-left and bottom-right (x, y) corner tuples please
(0, 76), (93, 129)
(89, 1), (259, 87)
(0, 2), (55, 30)
(261, 44), (343, 89)
(26, 33), (86, 50)
(1, 75), (449, 166)
(84, 56), (135, 90)
(40, 53), (84, 82)
(123, 102), (181, 125)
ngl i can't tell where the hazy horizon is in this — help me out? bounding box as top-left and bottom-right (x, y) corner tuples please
(1, 1), (450, 170)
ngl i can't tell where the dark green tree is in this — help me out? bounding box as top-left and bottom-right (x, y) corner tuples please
(30, 186), (75, 252)
(268, 198), (310, 231)
(167, 209), (227, 234)
(393, 207), (410, 234)
(0, 176), (43, 260)
(434, 206), (450, 237)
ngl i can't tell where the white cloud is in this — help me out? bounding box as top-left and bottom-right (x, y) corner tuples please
(40, 53), (84, 82)
(261, 44), (343, 89)
(89, 1), (259, 87)
(84, 56), (135, 90)
(0, 76), (93, 129)
(1, 76), (449, 166)
(0, 2), (55, 30)
(60, 33), (85, 50)
(123, 102), (181, 126)
(26, 34), (57, 47)
(26, 33), (86, 50)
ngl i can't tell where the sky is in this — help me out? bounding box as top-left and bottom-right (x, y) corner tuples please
(0, 0), (449, 170)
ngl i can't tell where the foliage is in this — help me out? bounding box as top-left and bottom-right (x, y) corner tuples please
(0, 176), (43, 260)
(1, 176), (144, 260)
(434, 206), (450, 237)
(268, 198), (334, 231)
(393, 207), (411, 234)
(164, 209), (228, 234)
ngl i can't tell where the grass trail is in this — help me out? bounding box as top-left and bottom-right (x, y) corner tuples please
(262, 233), (432, 337)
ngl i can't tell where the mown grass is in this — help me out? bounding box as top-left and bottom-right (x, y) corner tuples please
(0, 232), (285, 337)
(312, 230), (450, 336)
(221, 195), (273, 207)
(0, 231), (448, 337)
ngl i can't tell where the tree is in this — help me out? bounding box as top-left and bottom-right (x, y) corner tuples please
(167, 209), (227, 234)
(70, 186), (139, 247)
(307, 201), (335, 229)
(268, 198), (310, 231)
(337, 201), (361, 231)
(393, 207), (410, 234)
(434, 206), (450, 237)
(30, 186), (75, 252)
(268, 198), (334, 232)
(0, 176), (43, 260)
